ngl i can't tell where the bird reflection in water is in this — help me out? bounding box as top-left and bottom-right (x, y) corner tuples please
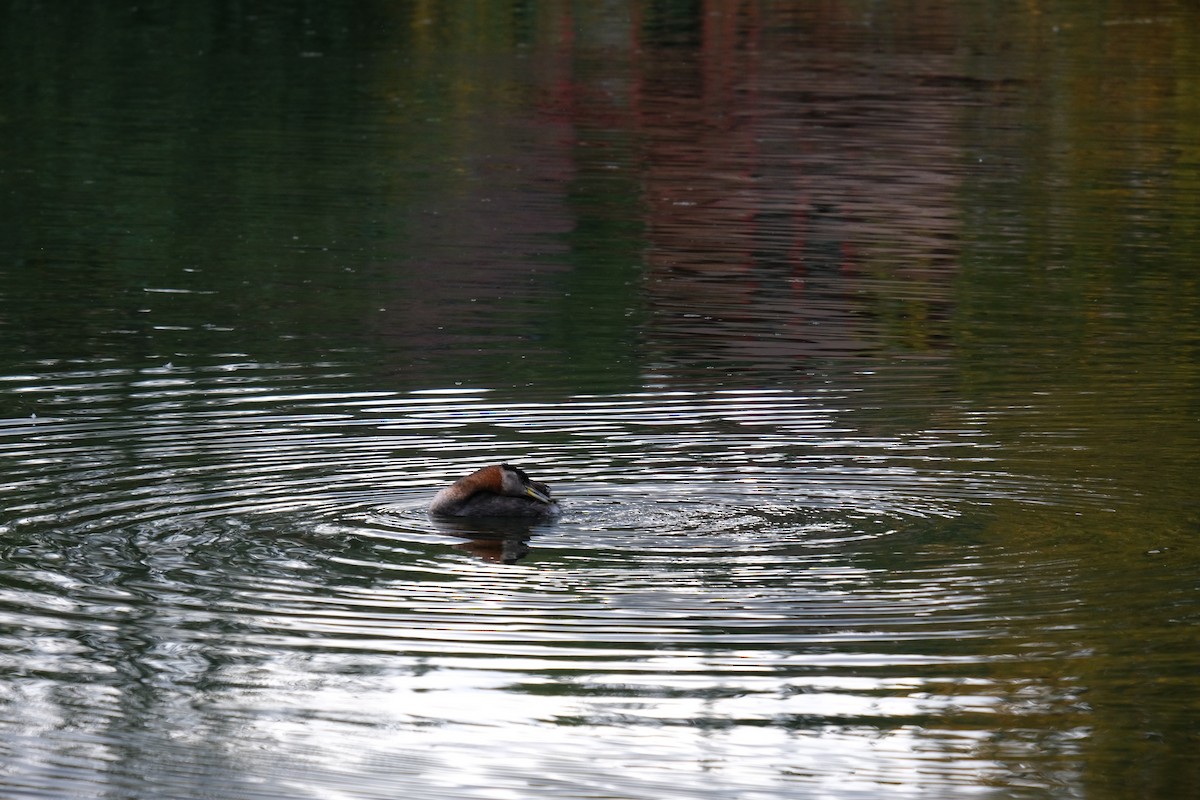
(429, 516), (544, 564)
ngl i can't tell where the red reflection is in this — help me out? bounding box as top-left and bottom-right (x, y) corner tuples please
(553, 1), (970, 377)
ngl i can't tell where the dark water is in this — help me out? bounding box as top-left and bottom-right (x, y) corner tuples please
(3, 2), (1199, 798)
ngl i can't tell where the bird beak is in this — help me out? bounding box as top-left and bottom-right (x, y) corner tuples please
(525, 485), (553, 504)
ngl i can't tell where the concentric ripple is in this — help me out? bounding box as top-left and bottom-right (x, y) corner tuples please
(0, 361), (1112, 799)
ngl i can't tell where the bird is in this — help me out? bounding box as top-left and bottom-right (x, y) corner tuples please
(428, 464), (561, 518)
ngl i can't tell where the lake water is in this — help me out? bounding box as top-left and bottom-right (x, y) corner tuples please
(2, 2), (1199, 798)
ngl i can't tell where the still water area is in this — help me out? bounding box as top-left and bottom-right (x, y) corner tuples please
(2, 2), (1199, 798)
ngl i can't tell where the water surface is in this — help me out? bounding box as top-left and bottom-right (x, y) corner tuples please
(2, 2), (1199, 799)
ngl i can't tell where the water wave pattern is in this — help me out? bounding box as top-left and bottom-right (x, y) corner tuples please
(2, 361), (1091, 537)
(0, 361), (1099, 798)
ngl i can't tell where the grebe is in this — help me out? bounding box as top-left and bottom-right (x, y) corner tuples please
(429, 464), (561, 518)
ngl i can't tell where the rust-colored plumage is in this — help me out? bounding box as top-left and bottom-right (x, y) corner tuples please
(429, 464), (560, 518)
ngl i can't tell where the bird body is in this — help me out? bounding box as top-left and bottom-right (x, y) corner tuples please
(429, 464), (561, 518)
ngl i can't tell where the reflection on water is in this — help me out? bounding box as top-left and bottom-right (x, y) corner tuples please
(0, 370), (1181, 798)
(428, 516), (545, 563)
(2, 1), (1200, 799)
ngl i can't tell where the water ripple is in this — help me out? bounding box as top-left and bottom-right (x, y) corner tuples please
(0, 363), (1109, 799)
